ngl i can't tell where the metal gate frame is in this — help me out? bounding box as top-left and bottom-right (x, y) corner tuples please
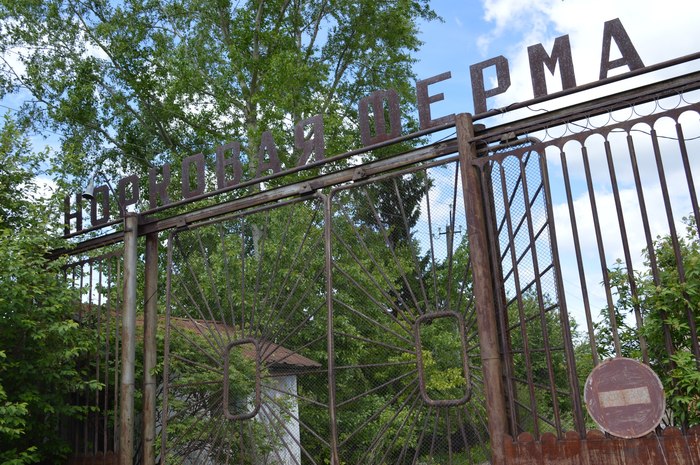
(58, 55), (700, 465)
(157, 138), (501, 464)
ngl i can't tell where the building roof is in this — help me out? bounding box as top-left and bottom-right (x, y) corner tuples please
(168, 316), (322, 372)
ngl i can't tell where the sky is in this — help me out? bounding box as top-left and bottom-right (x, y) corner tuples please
(5, 0), (700, 327)
(412, 0), (700, 124)
(411, 0), (700, 330)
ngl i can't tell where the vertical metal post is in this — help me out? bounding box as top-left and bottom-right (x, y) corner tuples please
(456, 113), (508, 465)
(322, 193), (340, 465)
(120, 213), (138, 465)
(143, 232), (158, 465)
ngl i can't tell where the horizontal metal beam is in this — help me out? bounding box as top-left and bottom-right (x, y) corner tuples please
(52, 66), (700, 259)
(52, 138), (460, 257)
(476, 69), (700, 145)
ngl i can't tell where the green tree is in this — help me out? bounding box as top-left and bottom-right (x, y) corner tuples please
(0, 117), (97, 463)
(603, 218), (700, 427)
(2, 1), (448, 461)
(0, 0), (437, 191)
(160, 167), (486, 463)
(161, 200), (329, 463)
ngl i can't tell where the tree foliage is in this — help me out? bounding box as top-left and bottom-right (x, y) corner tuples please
(0, 0), (437, 189)
(0, 118), (98, 463)
(0, 0), (452, 461)
(602, 218), (700, 427)
(156, 164), (487, 463)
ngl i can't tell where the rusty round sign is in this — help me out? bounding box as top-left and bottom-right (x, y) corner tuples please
(584, 357), (665, 438)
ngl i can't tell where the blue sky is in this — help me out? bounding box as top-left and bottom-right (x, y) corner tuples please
(413, 0), (700, 124)
(4, 0), (697, 331)
(411, 0), (700, 327)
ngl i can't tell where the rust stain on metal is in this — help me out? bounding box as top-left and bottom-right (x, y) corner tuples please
(168, 316), (322, 371)
(598, 386), (651, 408)
(584, 357), (665, 439)
(504, 428), (700, 465)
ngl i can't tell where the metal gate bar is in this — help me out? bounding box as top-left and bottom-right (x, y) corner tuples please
(63, 250), (122, 463)
(473, 91), (700, 439)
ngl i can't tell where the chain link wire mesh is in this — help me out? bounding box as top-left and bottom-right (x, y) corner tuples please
(58, 89), (700, 463)
(161, 198), (331, 464)
(486, 146), (579, 439)
(481, 94), (700, 439)
(157, 156), (493, 464)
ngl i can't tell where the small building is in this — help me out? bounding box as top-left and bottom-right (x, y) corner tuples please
(165, 317), (322, 465)
(67, 313), (321, 465)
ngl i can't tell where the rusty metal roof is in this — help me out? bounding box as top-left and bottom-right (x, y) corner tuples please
(166, 316), (321, 370)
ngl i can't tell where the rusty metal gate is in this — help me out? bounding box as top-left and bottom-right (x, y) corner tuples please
(470, 72), (700, 463)
(63, 251), (123, 464)
(60, 60), (700, 465)
(159, 152), (493, 464)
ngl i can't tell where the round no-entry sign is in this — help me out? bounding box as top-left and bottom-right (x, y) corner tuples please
(584, 357), (665, 438)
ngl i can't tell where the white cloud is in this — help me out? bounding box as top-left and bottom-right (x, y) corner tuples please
(476, 0), (700, 110)
(479, 0), (555, 55)
(32, 176), (59, 200)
